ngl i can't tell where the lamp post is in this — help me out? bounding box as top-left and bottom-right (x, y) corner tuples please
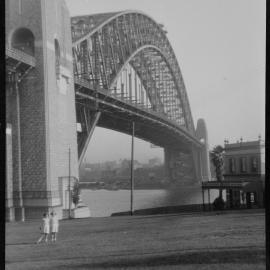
(199, 151), (205, 211)
(130, 121), (135, 215)
(199, 138), (205, 211)
(68, 147), (71, 219)
(9, 72), (25, 221)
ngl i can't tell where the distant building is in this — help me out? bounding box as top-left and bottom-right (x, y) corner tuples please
(117, 159), (143, 174)
(103, 161), (118, 171)
(148, 157), (162, 167)
(203, 137), (265, 209)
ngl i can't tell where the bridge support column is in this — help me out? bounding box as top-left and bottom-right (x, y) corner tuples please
(164, 147), (197, 185)
(164, 148), (171, 182)
(6, 0), (79, 220)
(78, 111), (101, 166)
(195, 119), (211, 182)
(191, 146), (203, 183)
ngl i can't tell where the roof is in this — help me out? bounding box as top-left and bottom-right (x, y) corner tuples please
(202, 180), (264, 191)
(224, 140), (264, 150)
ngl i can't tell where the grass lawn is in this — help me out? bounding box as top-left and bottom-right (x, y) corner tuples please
(6, 210), (265, 270)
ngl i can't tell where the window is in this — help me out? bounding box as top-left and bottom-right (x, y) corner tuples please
(54, 39), (60, 80)
(229, 158), (236, 173)
(251, 157), (258, 173)
(240, 157), (247, 173)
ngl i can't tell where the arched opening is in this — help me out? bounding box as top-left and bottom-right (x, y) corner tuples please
(54, 39), (61, 80)
(11, 28), (35, 56)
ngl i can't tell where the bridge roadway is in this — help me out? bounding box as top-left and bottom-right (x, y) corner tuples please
(6, 47), (36, 81)
(5, 45), (203, 153)
(75, 77), (202, 152)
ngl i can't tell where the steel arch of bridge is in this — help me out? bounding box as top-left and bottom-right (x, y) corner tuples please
(71, 10), (195, 134)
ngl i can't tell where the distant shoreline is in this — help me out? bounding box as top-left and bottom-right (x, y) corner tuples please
(79, 185), (202, 191)
(80, 187), (166, 191)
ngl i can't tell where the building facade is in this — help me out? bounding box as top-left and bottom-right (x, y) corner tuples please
(202, 137), (265, 209)
(223, 138), (265, 208)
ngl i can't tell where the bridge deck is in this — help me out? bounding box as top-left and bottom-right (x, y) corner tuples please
(6, 47), (36, 68)
(75, 77), (202, 150)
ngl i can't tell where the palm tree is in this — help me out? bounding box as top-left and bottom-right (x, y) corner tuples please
(210, 145), (224, 198)
(72, 181), (81, 207)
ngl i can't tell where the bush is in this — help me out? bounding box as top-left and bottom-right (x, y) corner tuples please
(72, 182), (80, 206)
(213, 196), (225, 210)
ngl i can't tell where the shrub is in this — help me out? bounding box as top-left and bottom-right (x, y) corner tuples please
(213, 196), (225, 210)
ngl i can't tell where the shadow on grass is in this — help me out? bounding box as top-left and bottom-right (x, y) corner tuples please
(6, 242), (37, 246)
(57, 248), (265, 269)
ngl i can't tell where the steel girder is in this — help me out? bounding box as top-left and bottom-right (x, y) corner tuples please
(71, 11), (195, 135)
(74, 78), (202, 151)
(6, 46), (36, 83)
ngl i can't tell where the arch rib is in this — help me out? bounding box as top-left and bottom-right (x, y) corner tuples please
(72, 10), (195, 134)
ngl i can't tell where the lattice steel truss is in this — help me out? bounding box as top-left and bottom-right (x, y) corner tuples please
(6, 46), (36, 83)
(71, 10), (195, 134)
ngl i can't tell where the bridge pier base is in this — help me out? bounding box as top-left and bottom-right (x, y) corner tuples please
(164, 119), (211, 185)
(164, 148), (198, 185)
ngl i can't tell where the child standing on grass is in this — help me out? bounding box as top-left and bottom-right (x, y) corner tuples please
(37, 213), (50, 244)
(50, 212), (59, 242)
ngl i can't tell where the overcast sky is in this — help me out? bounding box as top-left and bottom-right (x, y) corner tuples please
(65, 0), (265, 164)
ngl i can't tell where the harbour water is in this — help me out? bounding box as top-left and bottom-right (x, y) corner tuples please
(81, 186), (219, 217)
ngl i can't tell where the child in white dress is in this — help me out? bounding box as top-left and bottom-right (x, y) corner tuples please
(37, 213), (50, 244)
(50, 212), (59, 242)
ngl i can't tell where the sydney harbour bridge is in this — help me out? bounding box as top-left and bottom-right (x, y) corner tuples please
(5, 0), (210, 221)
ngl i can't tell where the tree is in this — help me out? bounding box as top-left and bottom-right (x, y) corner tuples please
(210, 145), (224, 198)
(72, 181), (81, 207)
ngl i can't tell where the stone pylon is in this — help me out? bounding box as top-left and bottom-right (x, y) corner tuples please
(195, 118), (211, 182)
(164, 118), (211, 185)
(6, 0), (78, 220)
